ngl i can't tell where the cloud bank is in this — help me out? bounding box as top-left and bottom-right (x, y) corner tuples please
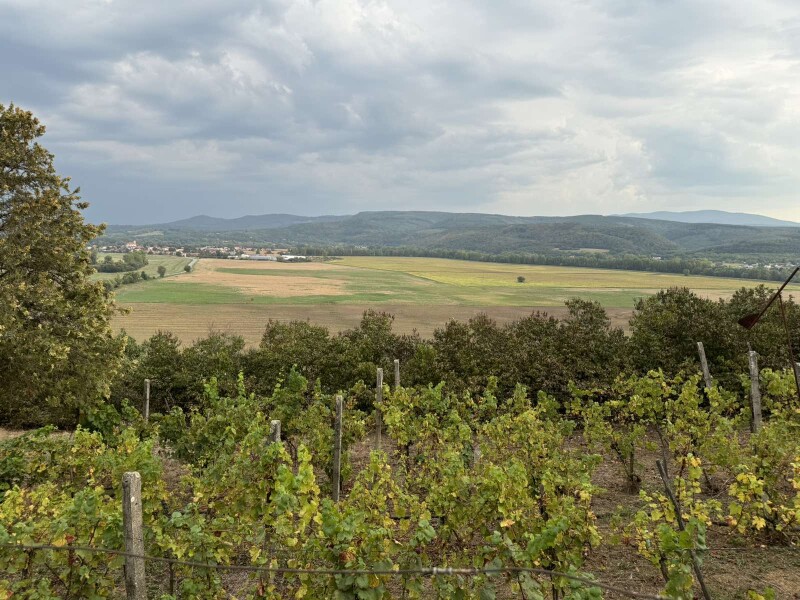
(2, 0), (799, 223)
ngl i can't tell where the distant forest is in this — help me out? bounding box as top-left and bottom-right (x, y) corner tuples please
(98, 211), (800, 281)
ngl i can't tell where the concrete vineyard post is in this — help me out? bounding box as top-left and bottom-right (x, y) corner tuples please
(270, 419), (281, 443)
(696, 342), (712, 389)
(394, 359), (400, 389)
(143, 379), (150, 423)
(332, 394), (343, 502)
(748, 351), (762, 433)
(122, 472), (146, 600)
(376, 368), (383, 451)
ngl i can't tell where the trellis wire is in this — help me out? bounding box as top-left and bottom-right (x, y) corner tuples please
(0, 542), (666, 599)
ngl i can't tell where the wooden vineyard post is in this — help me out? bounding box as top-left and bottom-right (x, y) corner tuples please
(270, 419), (281, 443)
(795, 362), (800, 395)
(122, 472), (146, 600)
(143, 379), (150, 423)
(748, 351), (762, 433)
(696, 342), (712, 389)
(792, 363), (800, 400)
(332, 395), (343, 502)
(656, 461), (712, 600)
(376, 368), (383, 451)
(394, 359), (400, 389)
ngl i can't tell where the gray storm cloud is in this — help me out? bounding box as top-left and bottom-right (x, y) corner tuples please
(1, 0), (799, 223)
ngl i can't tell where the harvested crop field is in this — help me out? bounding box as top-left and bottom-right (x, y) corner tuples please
(112, 303), (634, 345)
(174, 259), (348, 297)
(110, 256), (799, 343)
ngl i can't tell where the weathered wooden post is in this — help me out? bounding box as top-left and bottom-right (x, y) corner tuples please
(696, 342), (712, 389)
(143, 379), (150, 423)
(795, 362), (800, 395)
(270, 419), (281, 443)
(394, 359), (400, 389)
(332, 395), (343, 502)
(748, 351), (762, 433)
(376, 368), (383, 451)
(122, 472), (146, 600)
(796, 362), (800, 379)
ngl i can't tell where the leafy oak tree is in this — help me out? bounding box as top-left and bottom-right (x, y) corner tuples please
(0, 104), (124, 426)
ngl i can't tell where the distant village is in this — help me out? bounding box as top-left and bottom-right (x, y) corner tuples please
(93, 241), (308, 262)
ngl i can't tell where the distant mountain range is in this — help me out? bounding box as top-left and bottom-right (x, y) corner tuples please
(619, 210), (800, 228)
(113, 209), (800, 232)
(100, 209), (800, 261)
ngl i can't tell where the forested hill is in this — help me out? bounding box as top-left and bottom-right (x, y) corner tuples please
(100, 211), (800, 260)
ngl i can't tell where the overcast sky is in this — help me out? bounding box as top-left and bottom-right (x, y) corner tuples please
(2, 0), (799, 224)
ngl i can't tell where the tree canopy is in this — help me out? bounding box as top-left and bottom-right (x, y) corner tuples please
(0, 104), (124, 426)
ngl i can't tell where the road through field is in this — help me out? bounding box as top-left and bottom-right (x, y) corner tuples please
(110, 256), (799, 344)
(91, 254), (193, 280)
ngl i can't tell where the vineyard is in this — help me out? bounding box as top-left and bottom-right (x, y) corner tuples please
(3, 88), (800, 600)
(1, 361), (798, 599)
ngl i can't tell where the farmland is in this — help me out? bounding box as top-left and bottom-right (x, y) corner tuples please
(90, 253), (193, 280)
(6, 98), (800, 600)
(109, 256), (800, 344)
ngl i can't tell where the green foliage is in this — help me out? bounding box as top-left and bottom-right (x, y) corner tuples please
(573, 371), (743, 495)
(0, 427), (62, 492)
(244, 310), (419, 408)
(757, 368), (800, 421)
(95, 251), (149, 273)
(629, 286), (800, 388)
(431, 304), (627, 399)
(629, 288), (733, 377)
(0, 484), (125, 599)
(0, 103), (125, 427)
(0, 427), (166, 598)
(727, 417), (800, 542)
(379, 383), (601, 598)
(158, 370), (366, 493)
(625, 455), (719, 599)
(83, 399), (148, 445)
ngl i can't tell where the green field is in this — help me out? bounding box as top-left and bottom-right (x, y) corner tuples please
(112, 256), (797, 307)
(91, 253), (193, 281)
(109, 256), (799, 344)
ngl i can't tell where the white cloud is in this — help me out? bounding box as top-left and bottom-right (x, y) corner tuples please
(2, 0), (800, 222)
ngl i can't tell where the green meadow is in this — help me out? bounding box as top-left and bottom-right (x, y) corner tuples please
(91, 253), (193, 281)
(111, 256), (796, 308)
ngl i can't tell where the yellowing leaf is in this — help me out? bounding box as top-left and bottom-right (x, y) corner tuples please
(500, 519), (515, 528)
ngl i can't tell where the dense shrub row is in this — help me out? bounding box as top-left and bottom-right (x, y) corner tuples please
(3, 285), (798, 429)
(102, 285), (798, 425)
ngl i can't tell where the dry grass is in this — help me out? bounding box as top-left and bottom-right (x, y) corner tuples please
(0, 428), (25, 442)
(112, 303), (634, 345)
(176, 259), (347, 297)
